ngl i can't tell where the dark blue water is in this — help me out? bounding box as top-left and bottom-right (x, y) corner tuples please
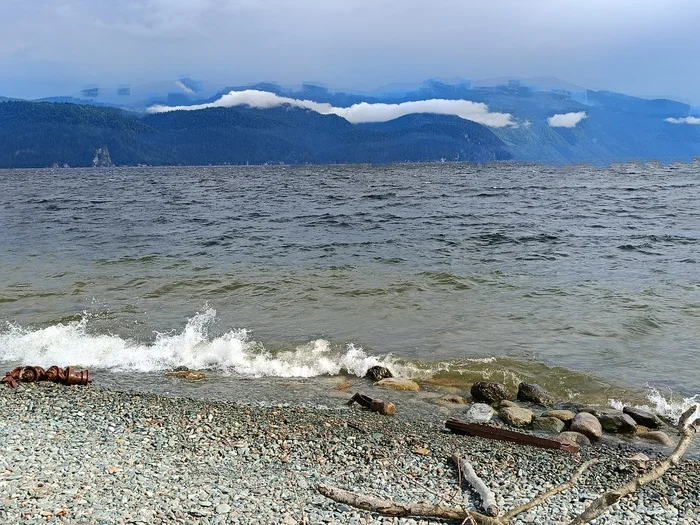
(1, 162), (699, 414)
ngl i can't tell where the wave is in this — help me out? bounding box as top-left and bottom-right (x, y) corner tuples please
(0, 308), (420, 378)
(609, 386), (700, 425)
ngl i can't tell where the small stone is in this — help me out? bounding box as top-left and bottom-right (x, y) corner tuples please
(623, 407), (662, 428)
(637, 430), (674, 447)
(497, 400), (518, 408)
(464, 403), (496, 423)
(215, 504), (231, 515)
(531, 416), (565, 433)
(555, 431), (591, 447)
(365, 366), (393, 381)
(517, 382), (554, 406)
(437, 394), (467, 405)
(498, 406), (535, 427)
(376, 378), (420, 391)
(570, 412), (602, 440)
(541, 410), (576, 425)
(297, 478), (309, 490)
(470, 381), (511, 404)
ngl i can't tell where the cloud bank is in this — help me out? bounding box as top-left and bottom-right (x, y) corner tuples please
(664, 116), (700, 125)
(148, 90), (517, 127)
(547, 112), (588, 128)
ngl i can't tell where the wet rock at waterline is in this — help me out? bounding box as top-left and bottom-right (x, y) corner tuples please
(365, 366), (393, 382)
(637, 430), (675, 447)
(375, 378), (420, 391)
(623, 406), (662, 428)
(165, 370), (207, 380)
(597, 410), (638, 433)
(498, 406), (535, 427)
(570, 412), (602, 440)
(517, 382), (554, 406)
(531, 416), (566, 433)
(470, 381), (511, 404)
(437, 394), (467, 405)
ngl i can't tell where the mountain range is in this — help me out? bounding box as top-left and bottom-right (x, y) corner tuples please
(1, 78), (699, 168)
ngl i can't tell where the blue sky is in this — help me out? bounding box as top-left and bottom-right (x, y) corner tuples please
(2, 0), (699, 103)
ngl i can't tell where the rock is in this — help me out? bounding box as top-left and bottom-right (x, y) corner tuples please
(498, 406), (534, 427)
(165, 370), (207, 380)
(597, 410), (638, 433)
(365, 366), (393, 381)
(570, 412), (602, 440)
(623, 406), (661, 428)
(470, 381), (511, 404)
(517, 382), (554, 406)
(376, 378), (420, 391)
(215, 504), (231, 515)
(369, 399), (396, 416)
(638, 430), (674, 447)
(497, 400), (518, 409)
(555, 431), (591, 447)
(437, 394), (467, 405)
(92, 146), (114, 167)
(333, 380), (354, 391)
(464, 403), (496, 423)
(541, 410), (576, 425)
(531, 416), (565, 433)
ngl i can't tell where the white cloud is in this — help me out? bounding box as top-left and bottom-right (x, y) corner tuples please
(547, 111), (588, 128)
(147, 89), (517, 127)
(664, 116), (700, 125)
(174, 80), (195, 95)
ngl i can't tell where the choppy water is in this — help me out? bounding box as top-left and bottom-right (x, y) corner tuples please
(1, 162), (699, 419)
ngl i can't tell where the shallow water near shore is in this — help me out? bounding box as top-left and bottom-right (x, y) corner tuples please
(1, 162), (699, 417)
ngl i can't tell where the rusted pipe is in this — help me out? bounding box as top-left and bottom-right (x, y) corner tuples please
(1, 365), (92, 388)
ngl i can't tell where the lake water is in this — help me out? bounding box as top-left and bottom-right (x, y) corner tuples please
(1, 162), (699, 420)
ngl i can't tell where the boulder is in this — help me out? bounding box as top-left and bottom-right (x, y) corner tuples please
(623, 406), (661, 428)
(541, 410), (576, 425)
(499, 406), (535, 427)
(517, 382), (554, 406)
(555, 431), (591, 447)
(637, 430), (674, 447)
(531, 416), (566, 433)
(497, 400), (519, 409)
(570, 412), (602, 440)
(597, 410), (638, 433)
(366, 366), (393, 381)
(470, 381), (511, 404)
(376, 378), (420, 391)
(464, 403), (496, 423)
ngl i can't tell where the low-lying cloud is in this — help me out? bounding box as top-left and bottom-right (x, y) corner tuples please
(148, 90), (517, 127)
(547, 111), (588, 128)
(664, 116), (700, 125)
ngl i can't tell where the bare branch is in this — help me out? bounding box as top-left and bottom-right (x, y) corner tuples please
(452, 452), (499, 517)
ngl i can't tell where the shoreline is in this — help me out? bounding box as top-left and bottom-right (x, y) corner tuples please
(1, 383), (699, 524)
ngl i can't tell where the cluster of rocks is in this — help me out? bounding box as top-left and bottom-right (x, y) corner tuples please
(364, 367), (675, 451)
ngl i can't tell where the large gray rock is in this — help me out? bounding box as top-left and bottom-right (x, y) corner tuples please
(517, 382), (554, 406)
(623, 406), (661, 428)
(531, 416), (565, 433)
(597, 410), (638, 433)
(498, 406), (535, 427)
(541, 410), (576, 425)
(464, 403), (496, 423)
(555, 431), (591, 447)
(570, 412), (602, 440)
(470, 381), (511, 404)
(637, 430), (674, 447)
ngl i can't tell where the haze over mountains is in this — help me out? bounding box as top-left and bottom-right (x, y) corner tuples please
(1, 77), (699, 168)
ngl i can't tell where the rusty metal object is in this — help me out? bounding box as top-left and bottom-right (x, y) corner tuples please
(347, 392), (396, 416)
(445, 418), (580, 453)
(2, 365), (91, 388)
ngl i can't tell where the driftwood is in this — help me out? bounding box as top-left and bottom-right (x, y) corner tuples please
(452, 452), (498, 517)
(347, 392), (396, 415)
(317, 405), (698, 524)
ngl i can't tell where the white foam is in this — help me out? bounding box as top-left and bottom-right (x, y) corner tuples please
(0, 308), (420, 378)
(608, 386), (700, 425)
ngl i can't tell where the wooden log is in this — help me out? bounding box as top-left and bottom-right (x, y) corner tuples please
(452, 452), (499, 516)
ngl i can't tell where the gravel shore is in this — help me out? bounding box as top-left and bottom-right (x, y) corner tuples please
(1, 383), (699, 524)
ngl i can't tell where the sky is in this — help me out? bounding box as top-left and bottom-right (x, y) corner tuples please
(1, 0), (699, 104)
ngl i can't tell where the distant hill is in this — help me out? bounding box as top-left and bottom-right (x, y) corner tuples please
(0, 100), (511, 168)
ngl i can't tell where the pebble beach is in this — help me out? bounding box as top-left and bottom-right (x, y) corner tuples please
(1, 383), (699, 524)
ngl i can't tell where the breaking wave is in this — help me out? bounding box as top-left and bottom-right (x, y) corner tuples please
(609, 387), (700, 425)
(0, 307), (420, 378)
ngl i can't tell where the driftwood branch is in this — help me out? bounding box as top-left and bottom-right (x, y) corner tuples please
(452, 452), (499, 517)
(503, 458), (598, 519)
(316, 484), (502, 525)
(569, 405), (699, 525)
